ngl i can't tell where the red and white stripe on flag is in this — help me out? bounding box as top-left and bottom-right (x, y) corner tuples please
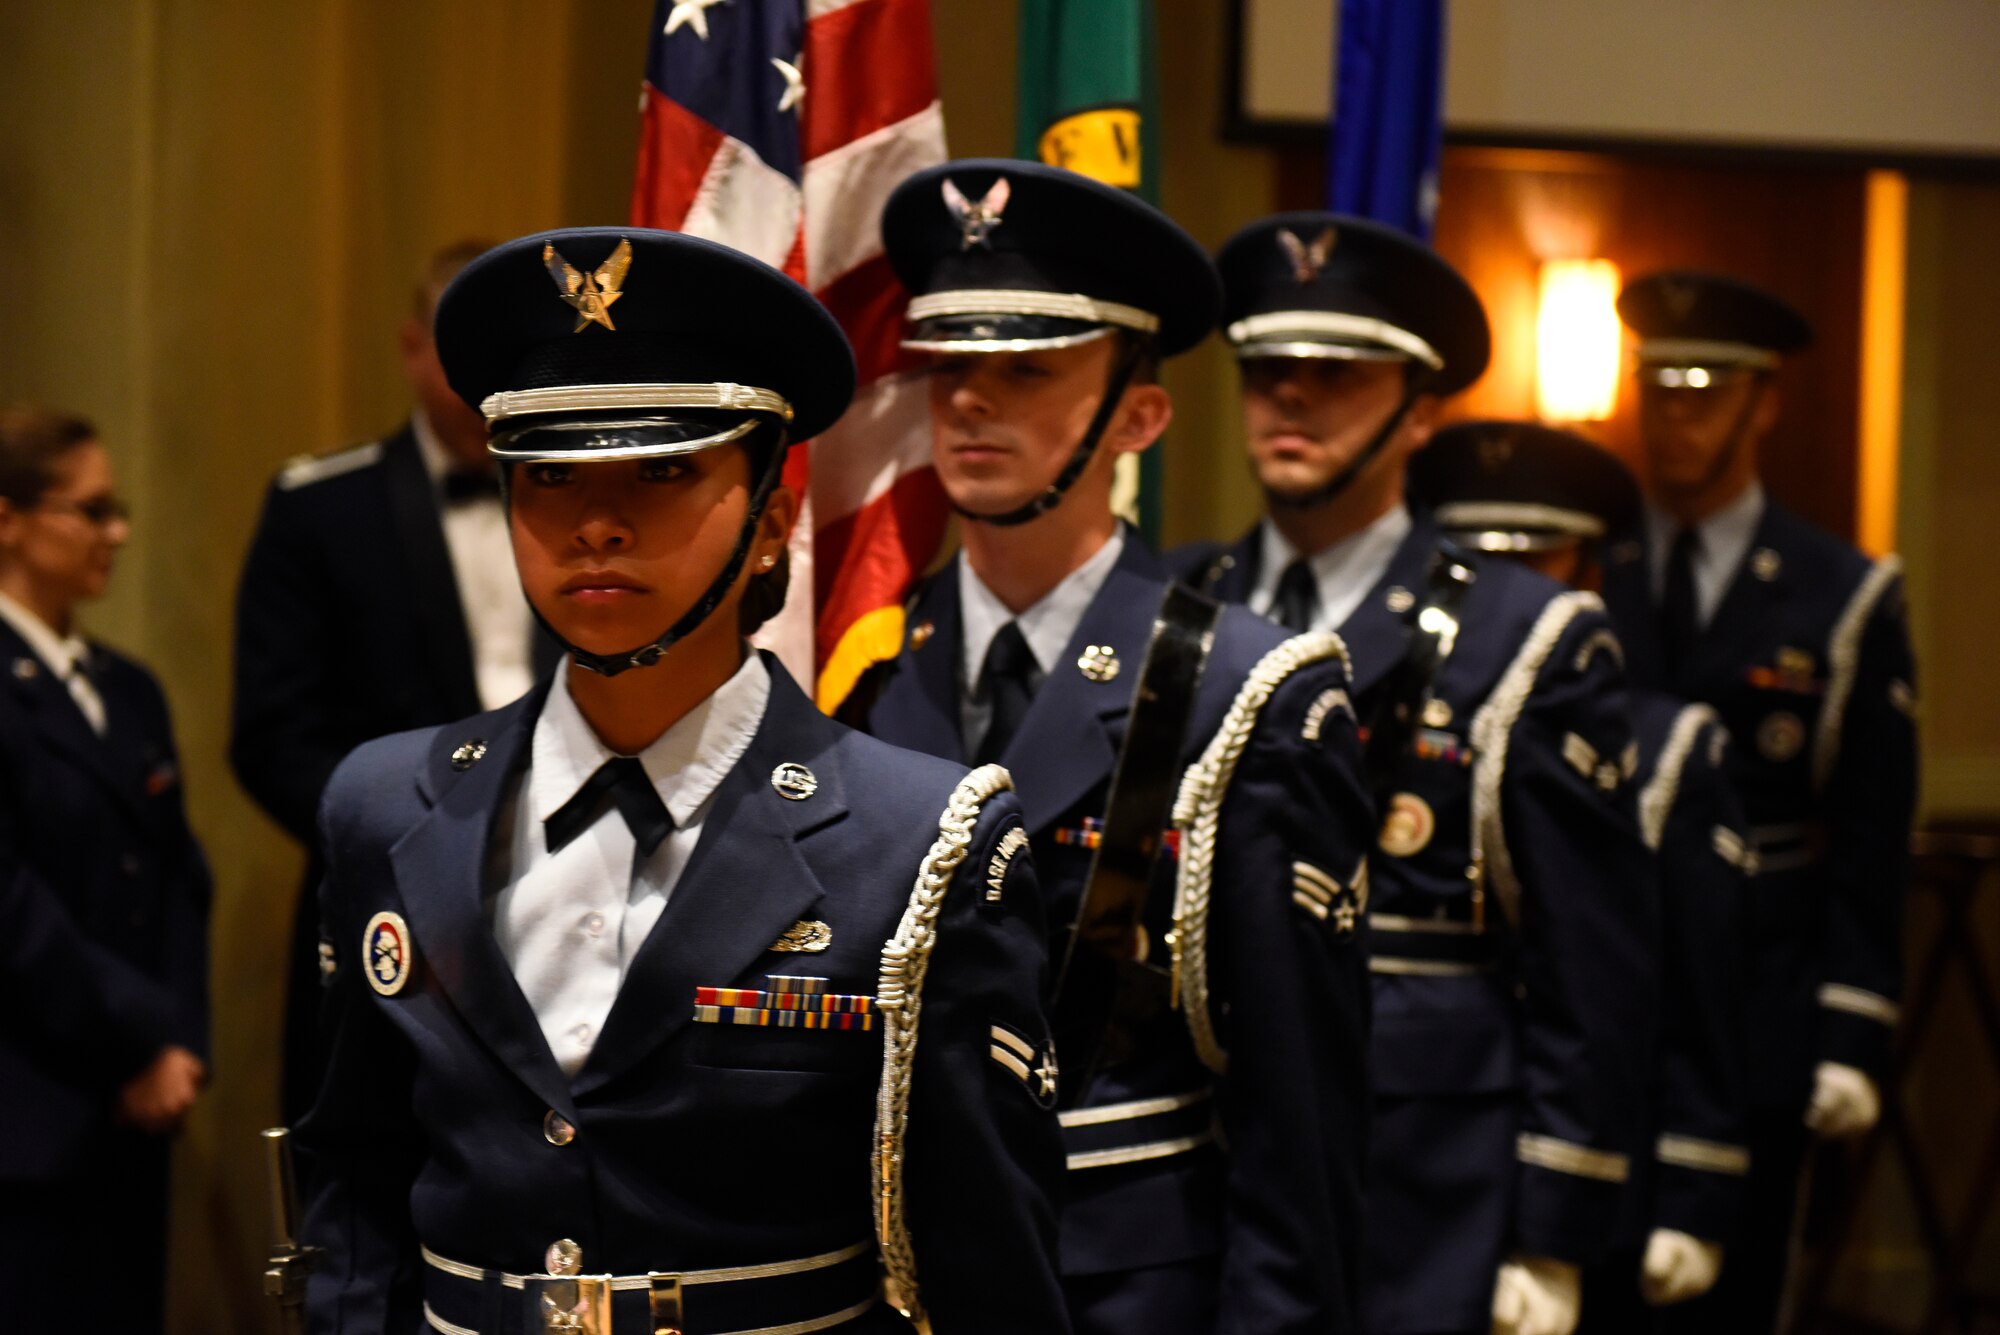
(631, 0), (947, 711)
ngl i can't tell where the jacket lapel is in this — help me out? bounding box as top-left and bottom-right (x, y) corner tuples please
(574, 661), (845, 1097)
(1599, 532), (1666, 691)
(386, 683), (579, 1118)
(1, 624), (142, 822)
(999, 538), (1163, 834)
(866, 564), (967, 764)
(1685, 504), (1787, 694)
(381, 427), (482, 718)
(1338, 517), (1435, 698)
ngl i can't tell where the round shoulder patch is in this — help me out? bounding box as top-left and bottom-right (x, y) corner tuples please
(363, 911), (415, 996)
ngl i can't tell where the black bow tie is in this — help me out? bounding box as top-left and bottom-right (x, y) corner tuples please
(544, 757), (675, 858)
(442, 469), (502, 504)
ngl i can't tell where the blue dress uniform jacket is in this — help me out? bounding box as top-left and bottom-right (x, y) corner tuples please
(1600, 503), (1916, 1107)
(1578, 694), (1755, 1332)
(1175, 517), (1660, 1335)
(0, 621), (210, 1332)
(0, 622), (210, 1175)
(232, 425), (557, 1118)
(860, 537), (1374, 1335)
(297, 657), (1069, 1335)
(1625, 694), (1752, 1246)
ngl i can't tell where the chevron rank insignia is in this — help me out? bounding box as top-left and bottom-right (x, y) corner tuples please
(692, 976), (875, 1030)
(1293, 859), (1368, 937)
(989, 1022), (1058, 1106)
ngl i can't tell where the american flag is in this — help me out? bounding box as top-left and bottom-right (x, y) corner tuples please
(632, 0), (948, 709)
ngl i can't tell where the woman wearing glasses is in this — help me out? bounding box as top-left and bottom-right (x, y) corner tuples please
(0, 403), (211, 1334)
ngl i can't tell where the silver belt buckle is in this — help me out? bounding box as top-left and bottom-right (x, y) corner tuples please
(538, 1239), (611, 1334)
(538, 1275), (612, 1334)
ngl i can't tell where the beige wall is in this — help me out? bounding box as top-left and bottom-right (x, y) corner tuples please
(1899, 177), (2000, 821)
(0, 3), (650, 1327)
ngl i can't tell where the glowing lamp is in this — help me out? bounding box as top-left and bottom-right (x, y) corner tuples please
(1535, 259), (1622, 422)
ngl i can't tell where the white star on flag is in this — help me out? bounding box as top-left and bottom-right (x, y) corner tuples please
(663, 0), (728, 41)
(772, 57), (806, 113)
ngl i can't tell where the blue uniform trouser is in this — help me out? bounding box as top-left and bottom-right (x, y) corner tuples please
(1065, 1255), (1222, 1335)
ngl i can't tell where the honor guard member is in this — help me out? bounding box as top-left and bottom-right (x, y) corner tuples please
(1173, 214), (1660, 1335)
(0, 405), (212, 1333)
(856, 162), (1375, 1335)
(1604, 272), (1918, 1332)
(1411, 422), (1754, 1325)
(295, 229), (1070, 1335)
(233, 240), (562, 1122)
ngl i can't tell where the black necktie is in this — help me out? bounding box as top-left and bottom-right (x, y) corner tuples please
(1273, 559), (1319, 633)
(442, 469), (502, 504)
(1660, 526), (1701, 687)
(544, 756), (675, 858)
(974, 622), (1039, 765)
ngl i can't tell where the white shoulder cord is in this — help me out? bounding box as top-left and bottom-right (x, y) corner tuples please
(874, 762), (1014, 1331)
(1171, 632), (1352, 1075)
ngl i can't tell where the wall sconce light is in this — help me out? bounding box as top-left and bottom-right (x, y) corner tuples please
(1535, 258), (1621, 422)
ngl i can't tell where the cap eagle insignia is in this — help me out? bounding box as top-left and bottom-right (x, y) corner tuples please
(543, 238), (633, 332)
(1278, 226), (1337, 284)
(942, 177), (1012, 251)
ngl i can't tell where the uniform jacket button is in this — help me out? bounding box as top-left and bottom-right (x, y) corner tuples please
(543, 1110), (577, 1147)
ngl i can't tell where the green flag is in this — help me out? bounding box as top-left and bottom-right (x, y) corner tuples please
(1016, 0), (1166, 541)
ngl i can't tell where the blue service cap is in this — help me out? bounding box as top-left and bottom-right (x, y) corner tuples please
(1216, 212), (1490, 396)
(435, 227), (857, 461)
(1618, 270), (1812, 385)
(881, 158), (1221, 358)
(1409, 420), (1640, 553)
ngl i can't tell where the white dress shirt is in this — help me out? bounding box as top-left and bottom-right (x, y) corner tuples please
(1249, 505), (1413, 634)
(1643, 481), (1766, 629)
(487, 653), (771, 1077)
(957, 527), (1126, 752)
(415, 410), (536, 710)
(0, 590), (105, 735)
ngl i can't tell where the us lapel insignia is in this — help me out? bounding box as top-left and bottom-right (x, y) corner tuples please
(909, 619), (935, 652)
(770, 919), (832, 953)
(317, 939), (338, 981)
(1384, 586), (1416, 614)
(985, 824), (1030, 903)
(1751, 548), (1783, 581)
(1421, 697), (1453, 728)
(451, 739), (487, 771)
(11, 657), (37, 681)
(363, 910), (415, 996)
(1076, 644), (1120, 683)
(1776, 646), (1816, 679)
(771, 762), (818, 800)
(942, 176), (1012, 250)
(1757, 711), (1806, 763)
(543, 238), (633, 332)
(1378, 792), (1435, 858)
(1277, 226), (1337, 283)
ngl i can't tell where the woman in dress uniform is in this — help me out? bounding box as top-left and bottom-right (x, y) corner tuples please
(296, 229), (1070, 1335)
(0, 404), (211, 1335)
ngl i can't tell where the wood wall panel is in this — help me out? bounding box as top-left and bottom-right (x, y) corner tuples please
(1278, 144), (1870, 539)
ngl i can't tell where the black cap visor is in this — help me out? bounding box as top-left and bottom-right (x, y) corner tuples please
(489, 410), (777, 463)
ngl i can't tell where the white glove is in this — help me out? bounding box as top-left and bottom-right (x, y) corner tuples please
(1492, 1254), (1582, 1335)
(1805, 1061), (1880, 1138)
(1639, 1228), (1723, 1305)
